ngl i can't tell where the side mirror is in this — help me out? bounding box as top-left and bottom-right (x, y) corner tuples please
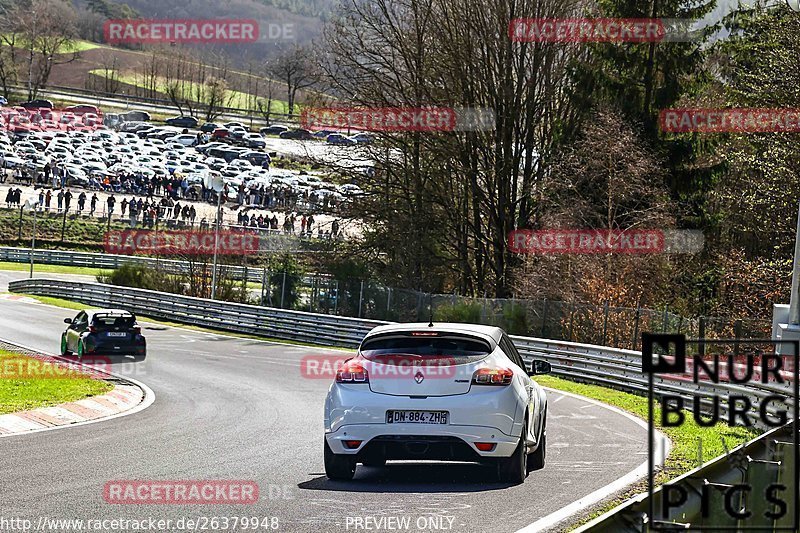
(529, 360), (552, 376)
(64, 318), (73, 324)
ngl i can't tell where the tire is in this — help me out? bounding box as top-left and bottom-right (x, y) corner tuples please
(60, 334), (71, 356)
(324, 440), (356, 481)
(77, 340), (85, 361)
(528, 425), (546, 472)
(498, 421), (528, 484)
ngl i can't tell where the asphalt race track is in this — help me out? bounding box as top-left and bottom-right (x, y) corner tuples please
(0, 294), (649, 532)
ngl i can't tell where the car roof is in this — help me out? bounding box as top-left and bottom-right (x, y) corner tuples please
(86, 309), (134, 318)
(364, 322), (503, 343)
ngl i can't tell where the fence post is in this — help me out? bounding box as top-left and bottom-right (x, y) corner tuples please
(358, 280), (364, 317)
(260, 267), (267, 305)
(334, 280), (339, 315)
(541, 298), (548, 338)
(662, 304), (669, 333)
(280, 272), (286, 308)
(568, 302), (575, 342)
(18, 206), (23, 240)
(386, 287), (392, 315)
(734, 319), (743, 357)
(632, 306), (641, 350)
(602, 301), (609, 346)
(698, 316), (706, 357)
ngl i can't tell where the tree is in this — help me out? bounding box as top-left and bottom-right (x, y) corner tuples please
(268, 45), (319, 115)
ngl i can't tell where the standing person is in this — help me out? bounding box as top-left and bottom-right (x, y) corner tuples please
(331, 219), (340, 238)
(189, 205), (196, 225)
(4, 187), (11, 208)
(301, 215), (307, 234)
(78, 191), (86, 213)
(38, 189), (44, 208)
(107, 194), (116, 216)
(57, 189), (64, 212)
(90, 193), (98, 216)
(43, 162), (51, 183)
(307, 214), (315, 235)
(121, 198), (128, 216)
(45, 189), (52, 211)
(63, 189), (72, 213)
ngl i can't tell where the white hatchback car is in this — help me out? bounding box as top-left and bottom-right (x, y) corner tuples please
(324, 323), (550, 483)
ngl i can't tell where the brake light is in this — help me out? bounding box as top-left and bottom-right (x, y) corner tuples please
(343, 440), (362, 449)
(475, 442), (496, 452)
(89, 326), (97, 333)
(472, 368), (513, 385)
(336, 361), (369, 383)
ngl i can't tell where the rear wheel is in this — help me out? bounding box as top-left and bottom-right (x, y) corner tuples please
(528, 425), (546, 472)
(77, 340), (85, 360)
(324, 440), (356, 480)
(498, 421), (528, 484)
(60, 334), (71, 356)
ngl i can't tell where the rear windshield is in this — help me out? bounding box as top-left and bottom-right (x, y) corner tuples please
(91, 315), (135, 331)
(360, 334), (491, 363)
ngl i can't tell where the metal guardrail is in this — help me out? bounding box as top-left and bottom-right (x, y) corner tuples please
(575, 422), (798, 532)
(0, 247), (266, 282)
(8, 278), (796, 530)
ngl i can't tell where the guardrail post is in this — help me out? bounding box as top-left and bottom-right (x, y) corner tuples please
(17, 206), (23, 241)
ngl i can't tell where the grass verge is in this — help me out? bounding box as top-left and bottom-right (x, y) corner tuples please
(0, 348), (113, 414)
(0, 261), (103, 277)
(533, 374), (759, 530)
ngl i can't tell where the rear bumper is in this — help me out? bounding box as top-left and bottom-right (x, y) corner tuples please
(83, 335), (146, 356)
(325, 424), (519, 459)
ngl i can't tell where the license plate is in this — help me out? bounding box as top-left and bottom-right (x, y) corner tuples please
(107, 332), (126, 337)
(387, 410), (448, 424)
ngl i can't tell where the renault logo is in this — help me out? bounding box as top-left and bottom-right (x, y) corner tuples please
(414, 371), (424, 384)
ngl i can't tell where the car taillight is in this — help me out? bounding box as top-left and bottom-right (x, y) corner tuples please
(344, 440), (362, 449)
(132, 326), (141, 334)
(88, 326), (97, 333)
(336, 361), (369, 383)
(474, 442), (496, 452)
(472, 368), (513, 386)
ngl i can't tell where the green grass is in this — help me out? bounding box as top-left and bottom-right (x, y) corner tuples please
(0, 348), (113, 414)
(89, 69), (292, 114)
(61, 39), (104, 53)
(534, 375), (759, 529)
(0, 261), (103, 277)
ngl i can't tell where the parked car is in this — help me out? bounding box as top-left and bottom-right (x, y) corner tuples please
(260, 124), (289, 136)
(122, 110), (151, 122)
(61, 309), (147, 360)
(165, 116), (199, 128)
(243, 133), (266, 148)
(280, 128), (314, 140)
(350, 133), (375, 144)
(212, 127), (231, 140)
(0, 96), (7, 106)
(201, 122), (220, 133)
(326, 133), (357, 145)
(65, 104), (101, 115)
(20, 99), (54, 109)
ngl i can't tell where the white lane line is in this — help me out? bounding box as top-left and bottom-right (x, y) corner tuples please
(551, 395), (566, 403)
(516, 387), (671, 533)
